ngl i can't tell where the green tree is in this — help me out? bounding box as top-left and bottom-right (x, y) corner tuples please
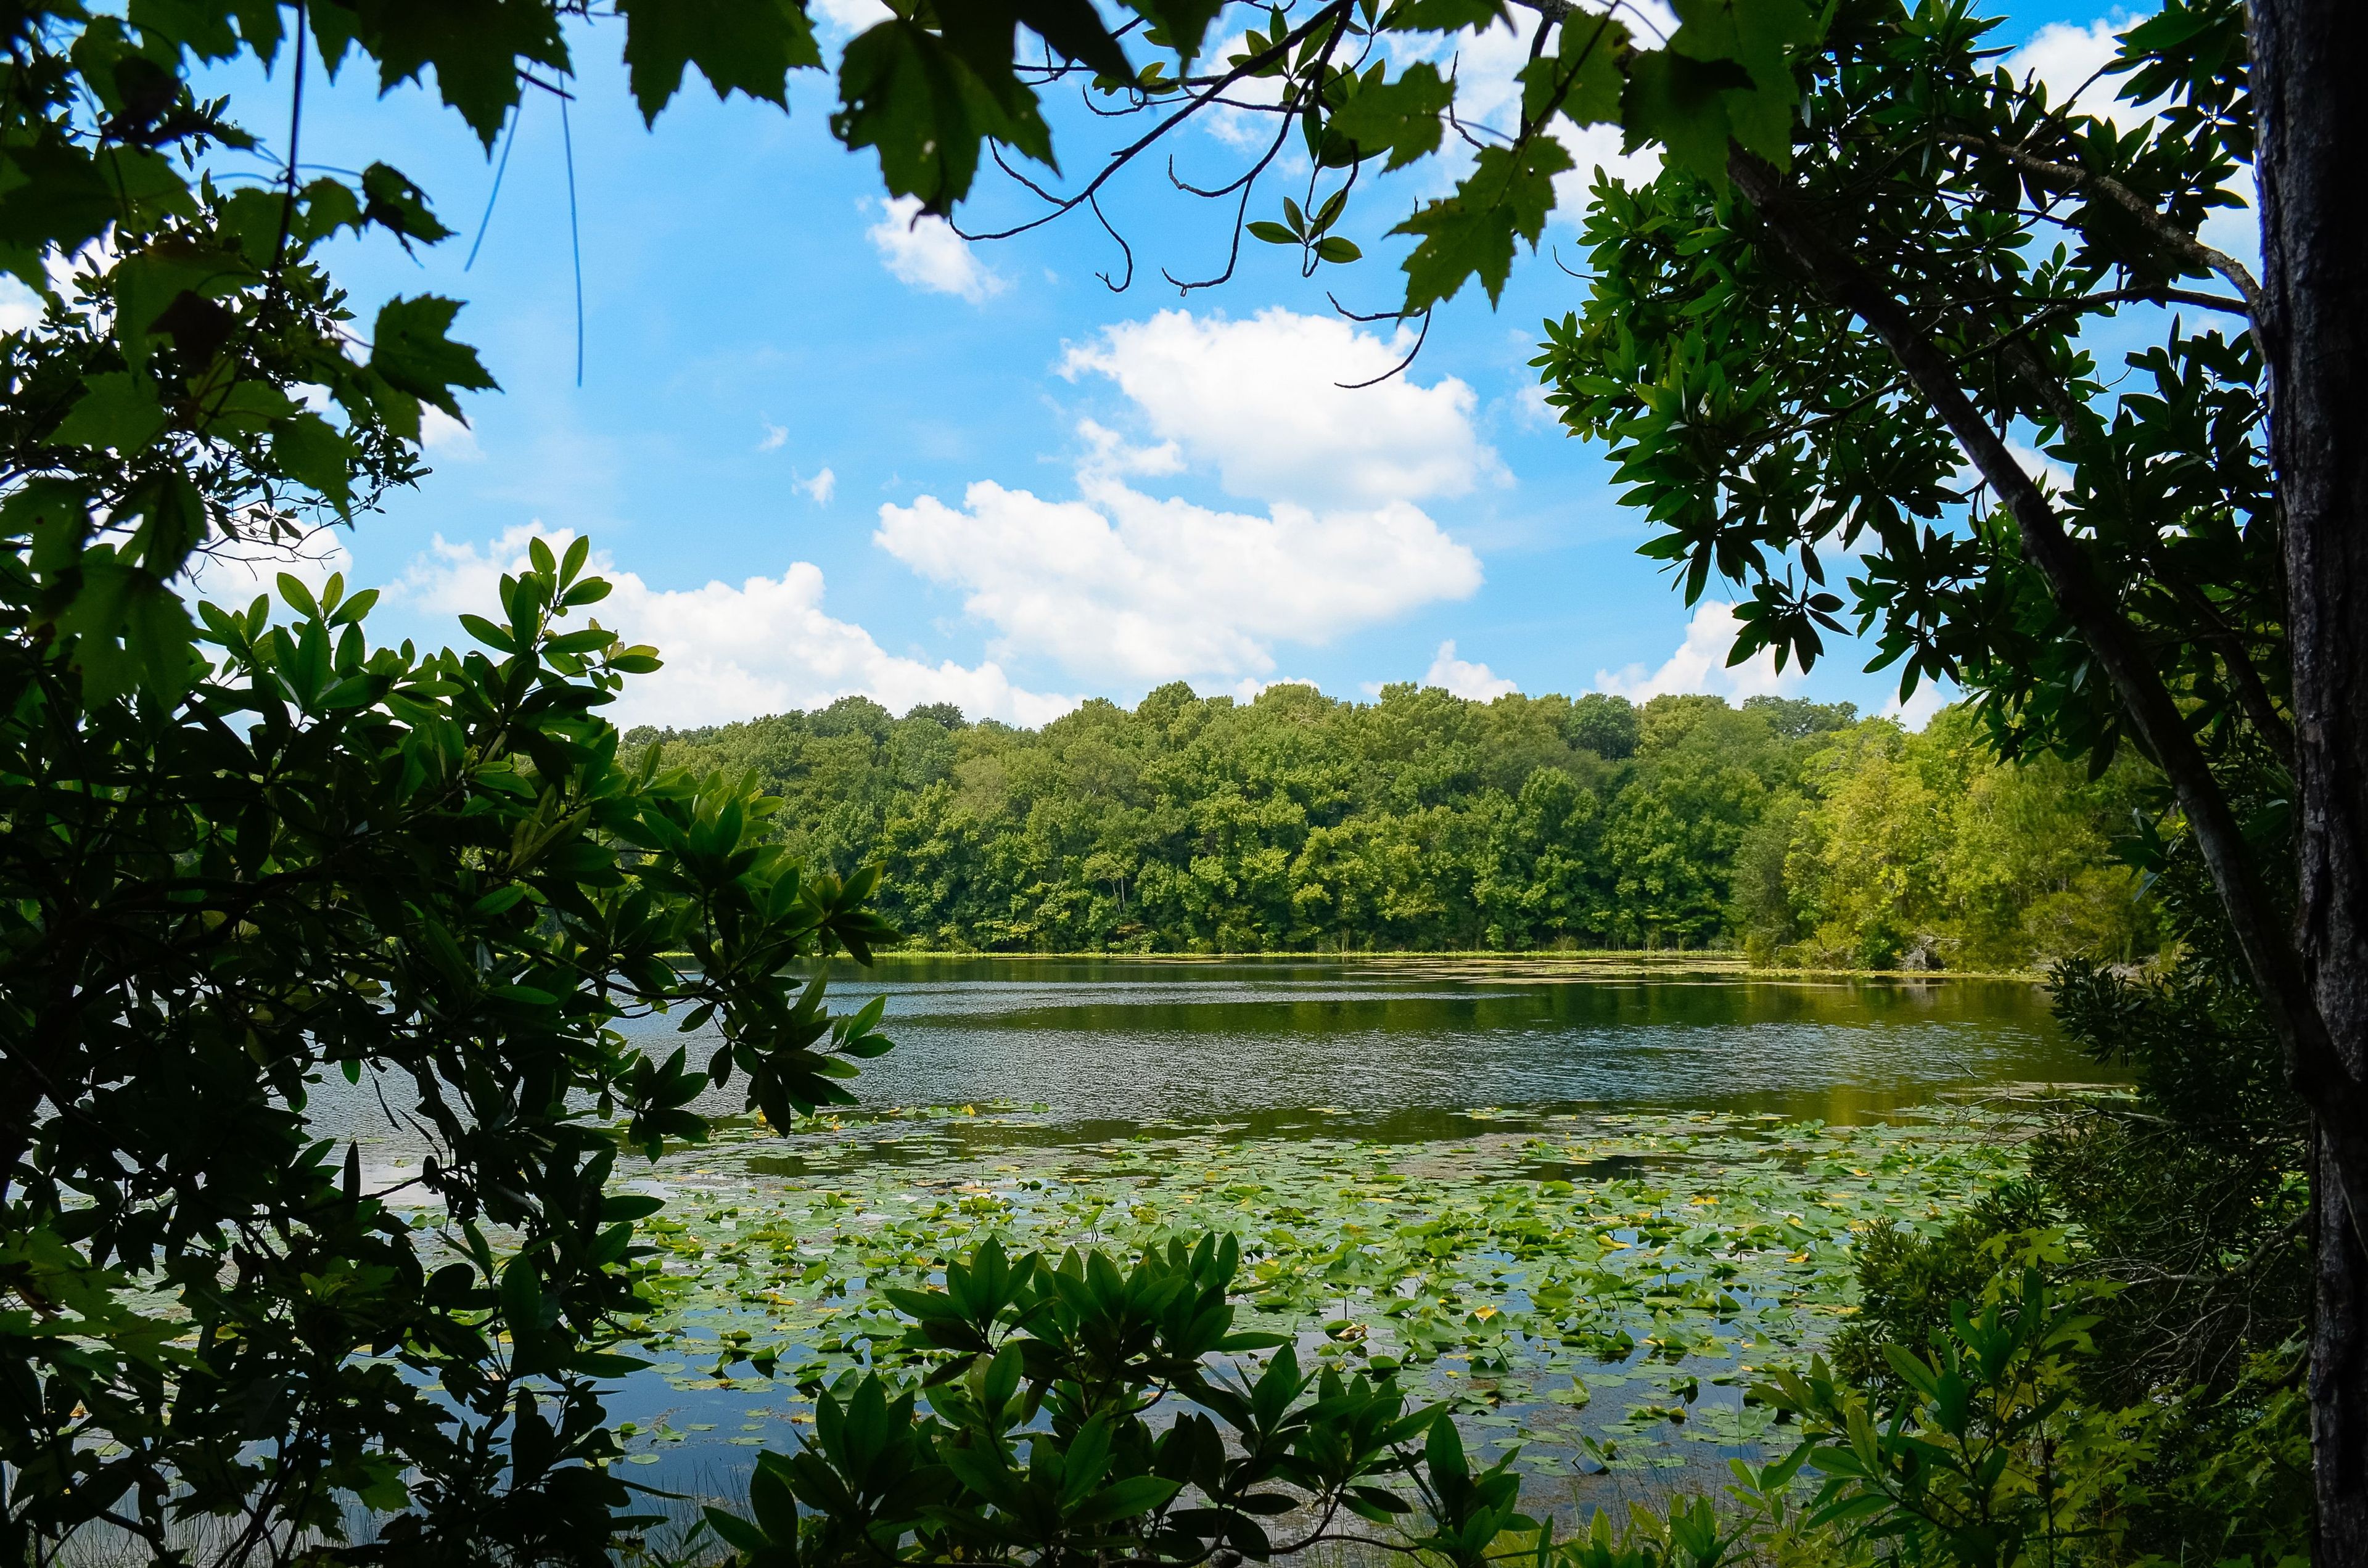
(1518, 0), (2365, 1540)
(638, 686), (2038, 959)
(0, 546), (896, 1560)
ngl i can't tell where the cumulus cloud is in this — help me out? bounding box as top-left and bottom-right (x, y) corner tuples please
(1077, 419), (1183, 480)
(2003, 19), (2150, 127)
(810, 0), (890, 33)
(797, 467), (837, 506)
(878, 474), (1481, 681)
(871, 307), (1492, 684)
(0, 276), (46, 335)
(1423, 640), (1517, 700)
(1883, 679), (1953, 732)
(866, 195), (1006, 303)
(420, 406), (483, 462)
(1997, 18), (2256, 259)
(757, 421), (788, 453)
(1059, 308), (1498, 507)
(1595, 601), (1806, 702)
(393, 525), (1077, 729)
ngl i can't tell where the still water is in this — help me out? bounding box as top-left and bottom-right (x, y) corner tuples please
(616, 954), (2096, 1134)
(315, 956), (2095, 1151)
(337, 958), (2106, 1535)
(564, 958), (2106, 1526)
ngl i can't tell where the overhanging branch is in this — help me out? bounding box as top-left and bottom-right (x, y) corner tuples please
(1943, 129), (2269, 340)
(1726, 146), (2366, 1244)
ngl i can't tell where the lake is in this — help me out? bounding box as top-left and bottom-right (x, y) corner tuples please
(528, 956), (2108, 1532)
(657, 954), (2085, 1130)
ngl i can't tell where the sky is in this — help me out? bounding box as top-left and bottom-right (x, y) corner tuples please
(168, 0), (2189, 733)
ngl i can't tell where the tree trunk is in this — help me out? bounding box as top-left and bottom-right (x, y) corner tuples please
(2319, 1130), (2368, 1561)
(2254, 0), (2368, 1557)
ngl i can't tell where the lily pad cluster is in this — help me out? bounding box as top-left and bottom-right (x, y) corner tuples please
(606, 1103), (2026, 1484)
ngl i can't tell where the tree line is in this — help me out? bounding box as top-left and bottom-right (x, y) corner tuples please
(626, 683), (2154, 971)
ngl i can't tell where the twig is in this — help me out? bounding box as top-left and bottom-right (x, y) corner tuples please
(1942, 130), (2266, 335)
(1336, 309), (1431, 388)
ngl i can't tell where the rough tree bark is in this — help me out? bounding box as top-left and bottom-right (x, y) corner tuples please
(2253, 0), (2368, 1558)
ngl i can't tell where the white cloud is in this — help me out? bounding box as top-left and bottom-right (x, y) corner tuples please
(0, 276), (46, 335)
(811, 0), (890, 33)
(1999, 17), (2256, 263)
(1883, 679), (1953, 732)
(2004, 18), (2152, 128)
(797, 467), (837, 506)
(1059, 308), (1498, 508)
(866, 195), (1006, 303)
(1548, 120), (1662, 223)
(757, 421), (788, 453)
(1595, 601), (1807, 702)
(1423, 639), (1517, 700)
(1506, 380), (1560, 432)
(1077, 419), (1183, 479)
(393, 525), (1077, 729)
(877, 470), (1481, 681)
(421, 406), (483, 462)
(870, 307), (1492, 685)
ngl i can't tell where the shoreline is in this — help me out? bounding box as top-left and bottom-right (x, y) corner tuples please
(813, 948), (2052, 983)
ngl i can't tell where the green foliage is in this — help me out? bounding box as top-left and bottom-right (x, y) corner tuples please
(1825, 879), (2311, 1564)
(1533, 0), (2284, 784)
(1809, 1238), (2308, 1567)
(1758, 1270), (2119, 1568)
(701, 1233), (1449, 1566)
(696, 1224), (2301, 1568)
(1830, 1184), (2048, 1388)
(0, 550), (895, 1560)
(630, 690), (2149, 969)
(1737, 708), (2157, 971)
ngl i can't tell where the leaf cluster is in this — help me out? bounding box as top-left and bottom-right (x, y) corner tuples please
(0, 544), (894, 1562)
(705, 1233), (1462, 1567)
(1531, 0), (2285, 786)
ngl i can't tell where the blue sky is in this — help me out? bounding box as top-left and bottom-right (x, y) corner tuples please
(181, 0), (2166, 731)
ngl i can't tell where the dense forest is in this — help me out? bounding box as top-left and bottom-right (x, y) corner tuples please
(626, 683), (2155, 971)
